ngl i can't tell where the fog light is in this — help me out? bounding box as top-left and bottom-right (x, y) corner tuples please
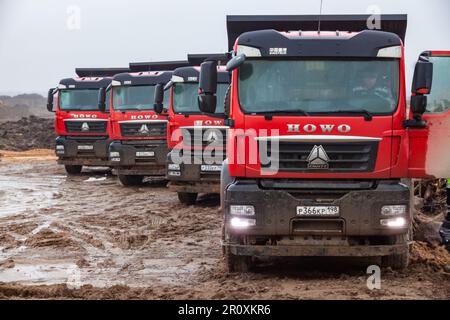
(380, 217), (406, 228)
(230, 217), (256, 228)
(56, 145), (64, 150)
(110, 151), (120, 158)
(168, 171), (181, 177)
(230, 205), (255, 216)
(381, 205), (407, 216)
(168, 163), (180, 170)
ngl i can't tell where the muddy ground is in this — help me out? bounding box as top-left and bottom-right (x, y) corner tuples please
(0, 150), (449, 300)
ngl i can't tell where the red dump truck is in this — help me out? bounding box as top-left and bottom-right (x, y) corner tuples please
(197, 15), (450, 271)
(47, 68), (128, 174)
(100, 61), (188, 186)
(154, 54), (230, 204)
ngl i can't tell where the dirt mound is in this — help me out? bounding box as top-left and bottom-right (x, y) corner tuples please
(0, 116), (54, 151)
(410, 241), (450, 271)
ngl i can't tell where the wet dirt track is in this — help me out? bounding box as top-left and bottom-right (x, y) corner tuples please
(0, 150), (449, 299)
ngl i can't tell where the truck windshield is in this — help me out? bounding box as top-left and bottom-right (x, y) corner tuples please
(238, 59), (399, 114)
(59, 89), (100, 111)
(113, 85), (168, 111)
(173, 83), (228, 114)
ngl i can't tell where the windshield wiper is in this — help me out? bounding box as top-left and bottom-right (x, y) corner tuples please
(252, 109), (309, 120)
(325, 109), (373, 121)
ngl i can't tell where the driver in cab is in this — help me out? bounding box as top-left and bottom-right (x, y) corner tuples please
(353, 67), (394, 104)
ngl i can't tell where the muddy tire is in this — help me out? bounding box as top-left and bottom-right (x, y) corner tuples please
(381, 250), (410, 270)
(65, 165), (82, 175)
(118, 174), (144, 186)
(177, 192), (198, 205)
(225, 247), (252, 273)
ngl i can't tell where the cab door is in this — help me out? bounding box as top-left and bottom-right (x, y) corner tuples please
(408, 51), (450, 178)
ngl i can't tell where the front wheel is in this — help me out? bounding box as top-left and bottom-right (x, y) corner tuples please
(177, 192), (198, 205)
(224, 247), (252, 273)
(118, 174), (144, 186)
(381, 250), (410, 270)
(65, 165), (82, 175)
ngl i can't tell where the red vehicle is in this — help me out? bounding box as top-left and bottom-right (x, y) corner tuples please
(47, 68), (128, 175)
(154, 54), (230, 204)
(197, 15), (450, 271)
(101, 61), (188, 186)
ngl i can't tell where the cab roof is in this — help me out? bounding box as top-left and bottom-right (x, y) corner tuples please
(226, 14), (407, 51)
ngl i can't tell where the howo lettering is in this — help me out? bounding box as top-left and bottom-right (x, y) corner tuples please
(197, 15), (450, 271)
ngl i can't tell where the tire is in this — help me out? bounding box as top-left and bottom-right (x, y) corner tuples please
(65, 165), (82, 175)
(224, 247), (252, 273)
(223, 85), (231, 117)
(381, 250), (410, 270)
(177, 192), (198, 205)
(118, 174), (144, 186)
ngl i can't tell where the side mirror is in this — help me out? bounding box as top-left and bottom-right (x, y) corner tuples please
(153, 83), (165, 114)
(412, 59), (433, 95)
(47, 88), (55, 112)
(226, 53), (246, 72)
(198, 60), (218, 114)
(410, 95), (427, 119)
(98, 87), (106, 112)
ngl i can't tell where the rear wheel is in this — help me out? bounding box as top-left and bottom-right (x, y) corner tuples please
(64, 165), (82, 175)
(118, 174), (144, 186)
(177, 192), (198, 205)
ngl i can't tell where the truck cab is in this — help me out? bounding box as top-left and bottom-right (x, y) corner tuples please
(47, 68), (128, 175)
(156, 54), (230, 204)
(104, 61), (188, 186)
(198, 15), (450, 272)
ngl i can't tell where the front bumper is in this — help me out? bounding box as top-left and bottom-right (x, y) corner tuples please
(224, 179), (411, 237)
(166, 149), (223, 193)
(227, 243), (410, 257)
(108, 140), (167, 176)
(55, 136), (111, 166)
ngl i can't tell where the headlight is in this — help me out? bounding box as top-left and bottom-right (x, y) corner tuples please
(56, 145), (64, 150)
(380, 217), (406, 228)
(168, 163), (180, 171)
(230, 217), (256, 228)
(381, 205), (407, 216)
(110, 151), (120, 158)
(230, 205), (255, 216)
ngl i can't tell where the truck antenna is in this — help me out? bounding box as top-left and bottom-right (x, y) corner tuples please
(318, 0), (324, 34)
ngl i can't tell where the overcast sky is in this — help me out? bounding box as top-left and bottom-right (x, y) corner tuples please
(0, 0), (449, 95)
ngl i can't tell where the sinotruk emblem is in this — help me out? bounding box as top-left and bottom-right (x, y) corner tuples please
(139, 124), (150, 135)
(307, 145), (330, 169)
(81, 122), (89, 132)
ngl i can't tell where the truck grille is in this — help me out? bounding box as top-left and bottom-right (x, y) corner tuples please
(120, 122), (167, 137)
(65, 120), (107, 133)
(181, 127), (227, 148)
(259, 141), (378, 172)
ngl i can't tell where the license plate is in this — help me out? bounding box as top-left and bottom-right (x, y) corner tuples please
(136, 151), (154, 157)
(78, 145), (93, 150)
(200, 164), (222, 172)
(296, 206), (339, 216)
